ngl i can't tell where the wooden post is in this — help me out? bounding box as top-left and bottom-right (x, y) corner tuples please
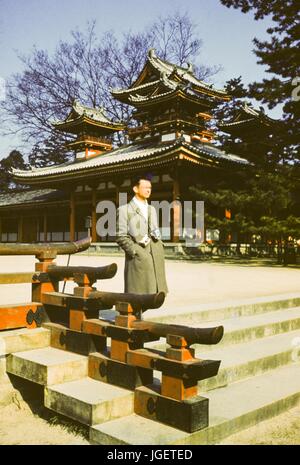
(115, 181), (120, 207)
(31, 257), (58, 302)
(18, 216), (23, 243)
(70, 190), (75, 241)
(110, 303), (136, 363)
(161, 335), (197, 401)
(43, 212), (47, 242)
(91, 189), (97, 242)
(172, 174), (181, 243)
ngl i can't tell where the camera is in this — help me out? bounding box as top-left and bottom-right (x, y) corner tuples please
(150, 228), (161, 241)
(137, 234), (151, 247)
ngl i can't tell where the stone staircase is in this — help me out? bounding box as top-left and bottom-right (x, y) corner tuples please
(1, 293), (300, 445)
(0, 327), (50, 407)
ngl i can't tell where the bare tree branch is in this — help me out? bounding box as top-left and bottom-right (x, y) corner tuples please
(0, 13), (221, 165)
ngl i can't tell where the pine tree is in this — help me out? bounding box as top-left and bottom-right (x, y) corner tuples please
(0, 150), (27, 192)
(220, 0), (300, 162)
(28, 134), (71, 168)
(190, 1), (300, 259)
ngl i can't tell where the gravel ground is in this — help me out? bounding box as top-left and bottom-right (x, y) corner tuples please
(1, 399), (299, 445)
(0, 401), (89, 445)
(1, 254), (300, 307)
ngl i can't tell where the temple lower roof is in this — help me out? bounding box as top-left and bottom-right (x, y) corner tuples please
(12, 139), (250, 185)
(0, 188), (66, 208)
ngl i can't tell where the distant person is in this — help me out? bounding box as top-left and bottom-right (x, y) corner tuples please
(283, 236), (296, 266)
(116, 175), (168, 294)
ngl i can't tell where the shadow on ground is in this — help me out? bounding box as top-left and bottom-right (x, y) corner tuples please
(7, 373), (89, 441)
(174, 256), (300, 268)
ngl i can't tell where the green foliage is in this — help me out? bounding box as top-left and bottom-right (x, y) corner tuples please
(200, 0), (300, 243)
(28, 134), (71, 168)
(220, 0), (300, 162)
(0, 150), (27, 192)
(192, 166), (300, 241)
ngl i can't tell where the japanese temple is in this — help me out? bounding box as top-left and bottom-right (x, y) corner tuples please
(218, 102), (280, 164)
(0, 49), (261, 245)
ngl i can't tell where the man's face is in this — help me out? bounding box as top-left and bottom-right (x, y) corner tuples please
(133, 179), (152, 200)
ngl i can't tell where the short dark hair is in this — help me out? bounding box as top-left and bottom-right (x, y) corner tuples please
(131, 174), (152, 188)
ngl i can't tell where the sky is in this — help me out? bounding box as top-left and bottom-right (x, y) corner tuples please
(0, 0), (276, 158)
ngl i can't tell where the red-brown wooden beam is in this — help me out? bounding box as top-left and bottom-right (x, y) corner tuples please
(0, 303), (44, 330)
(172, 169), (181, 243)
(70, 190), (75, 241)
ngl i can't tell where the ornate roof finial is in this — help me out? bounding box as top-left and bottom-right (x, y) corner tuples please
(259, 105), (265, 114)
(187, 62), (193, 73)
(148, 48), (156, 59)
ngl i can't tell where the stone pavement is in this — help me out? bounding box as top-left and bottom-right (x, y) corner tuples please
(1, 254), (300, 307)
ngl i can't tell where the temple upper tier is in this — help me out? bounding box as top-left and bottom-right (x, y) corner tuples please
(11, 51), (252, 188)
(219, 102), (280, 140)
(53, 100), (125, 159)
(112, 49), (230, 144)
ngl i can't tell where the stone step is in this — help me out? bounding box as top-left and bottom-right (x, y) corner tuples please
(146, 293), (300, 324)
(90, 362), (300, 445)
(199, 307), (300, 347)
(6, 347), (88, 385)
(45, 377), (134, 425)
(146, 307), (300, 352)
(150, 329), (300, 392)
(199, 329), (300, 391)
(0, 328), (50, 406)
(0, 327), (50, 356)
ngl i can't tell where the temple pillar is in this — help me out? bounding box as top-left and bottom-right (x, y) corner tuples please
(91, 189), (97, 242)
(70, 191), (75, 242)
(171, 168), (181, 243)
(115, 183), (120, 207)
(43, 212), (47, 242)
(18, 216), (23, 243)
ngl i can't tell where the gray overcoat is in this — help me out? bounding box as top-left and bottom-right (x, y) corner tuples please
(116, 199), (168, 294)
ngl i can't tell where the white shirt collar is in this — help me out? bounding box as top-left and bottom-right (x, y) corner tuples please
(133, 196), (148, 219)
(133, 196), (148, 207)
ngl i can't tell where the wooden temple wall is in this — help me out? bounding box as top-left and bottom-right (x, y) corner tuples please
(0, 166), (208, 244)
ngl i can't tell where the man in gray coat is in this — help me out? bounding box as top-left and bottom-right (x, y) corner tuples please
(116, 176), (168, 295)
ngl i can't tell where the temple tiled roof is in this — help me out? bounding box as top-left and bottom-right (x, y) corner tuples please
(112, 49), (229, 103)
(0, 188), (66, 207)
(219, 103), (280, 129)
(128, 88), (175, 103)
(12, 139), (249, 183)
(53, 100), (124, 129)
(185, 141), (250, 165)
(147, 49), (227, 95)
(219, 118), (254, 127)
